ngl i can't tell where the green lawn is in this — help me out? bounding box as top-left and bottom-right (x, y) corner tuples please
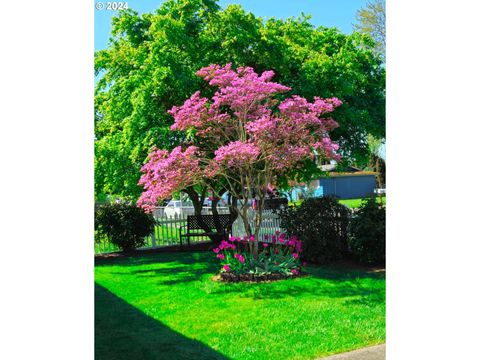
(95, 251), (385, 360)
(339, 196), (386, 209)
(289, 196), (386, 209)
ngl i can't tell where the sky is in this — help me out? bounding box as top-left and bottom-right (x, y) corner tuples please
(94, 0), (370, 51)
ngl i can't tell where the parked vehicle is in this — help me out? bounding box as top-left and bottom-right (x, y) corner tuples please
(164, 200), (193, 217)
(203, 197), (229, 207)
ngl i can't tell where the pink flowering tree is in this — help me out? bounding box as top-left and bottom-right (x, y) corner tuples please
(138, 64), (342, 257)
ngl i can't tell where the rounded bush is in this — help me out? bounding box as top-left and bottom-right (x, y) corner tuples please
(95, 202), (156, 253)
(348, 198), (385, 265)
(278, 196), (350, 263)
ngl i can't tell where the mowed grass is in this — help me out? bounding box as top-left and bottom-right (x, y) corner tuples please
(95, 251), (385, 360)
(339, 196), (386, 209)
(289, 196), (386, 209)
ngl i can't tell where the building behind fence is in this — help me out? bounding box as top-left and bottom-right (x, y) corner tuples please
(95, 207), (283, 254)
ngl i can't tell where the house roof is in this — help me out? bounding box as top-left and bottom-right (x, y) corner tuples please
(328, 171), (378, 177)
(319, 164), (377, 177)
(319, 164), (363, 173)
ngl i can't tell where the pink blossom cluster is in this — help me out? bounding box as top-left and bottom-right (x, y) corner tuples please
(169, 91), (208, 131)
(244, 115), (277, 136)
(278, 95), (342, 117)
(214, 141), (260, 168)
(196, 64), (291, 115)
(137, 146), (200, 212)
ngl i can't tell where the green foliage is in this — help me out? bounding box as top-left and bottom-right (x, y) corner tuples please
(354, 0), (386, 61)
(348, 198), (386, 265)
(95, 202), (156, 253)
(278, 196), (351, 263)
(95, 0), (385, 199)
(95, 251), (385, 360)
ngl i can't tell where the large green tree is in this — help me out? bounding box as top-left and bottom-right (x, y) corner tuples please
(95, 0), (385, 200)
(354, 0), (386, 61)
(353, 0), (386, 172)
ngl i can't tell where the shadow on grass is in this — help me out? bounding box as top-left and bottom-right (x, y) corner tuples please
(205, 265), (385, 303)
(96, 251), (385, 304)
(103, 252), (220, 285)
(208, 274), (385, 304)
(95, 283), (229, 360)
(95, 249), (216, 268)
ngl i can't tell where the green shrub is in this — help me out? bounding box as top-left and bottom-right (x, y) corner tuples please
(348, 198), (385, 265)
(278, 196), (350, 263)
(95, 202), (156, 253)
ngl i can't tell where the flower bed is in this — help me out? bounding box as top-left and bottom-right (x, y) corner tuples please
(219, 271), (305, 283)
(213, 232), (303, 282)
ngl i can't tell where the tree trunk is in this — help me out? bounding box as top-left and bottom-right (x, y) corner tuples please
(252, 196), (264, 258)
(211, 188), (228, 243)
(184, 186), (223, 244)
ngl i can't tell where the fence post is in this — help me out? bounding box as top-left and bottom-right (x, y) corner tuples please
(151, 230), (156, 248)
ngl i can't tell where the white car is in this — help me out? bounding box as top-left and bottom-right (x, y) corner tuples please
(164, 200), (184, 217)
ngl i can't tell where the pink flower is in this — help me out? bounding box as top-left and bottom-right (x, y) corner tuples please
(214, 141), (260, 168)
(263, 243), (268, 248)
(291, 269), (299, 275)
(302, 261), (307, 267)
(217, 254), (225, 260)
(138, 64), (342, 214)
(223, 264), (230, 272)
(292, 253), (299, 259)
(213, 248), (220, 254)
(237, 255), (245, 264)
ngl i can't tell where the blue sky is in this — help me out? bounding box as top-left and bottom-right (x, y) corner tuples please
(95, 0), (370, 50)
